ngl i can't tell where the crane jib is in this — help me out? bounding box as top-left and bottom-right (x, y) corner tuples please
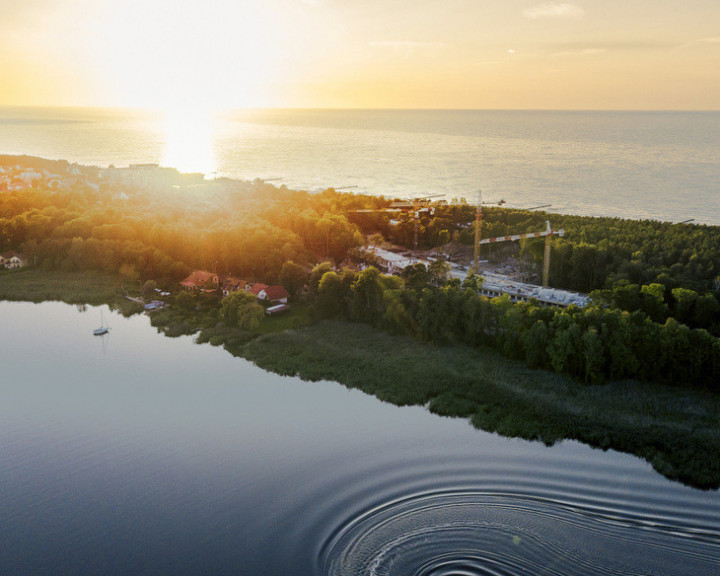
(478, 228), (562, 245)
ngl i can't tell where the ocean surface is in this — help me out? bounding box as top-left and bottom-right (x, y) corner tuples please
(1, 301), (719, 575)
(1, 107), (719, 224)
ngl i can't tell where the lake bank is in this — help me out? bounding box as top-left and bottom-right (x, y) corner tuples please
(236, 321), (720, 490)
(1, 268), (719, 489)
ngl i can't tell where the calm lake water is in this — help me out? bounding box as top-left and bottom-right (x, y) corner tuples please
(1, 301), (719, 575)
(1, 107), (719, 224)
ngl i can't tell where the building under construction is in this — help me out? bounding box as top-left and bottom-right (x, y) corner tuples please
(368, 247), (588, 308)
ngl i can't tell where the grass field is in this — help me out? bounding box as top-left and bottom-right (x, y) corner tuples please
(0, 268), (126, 305)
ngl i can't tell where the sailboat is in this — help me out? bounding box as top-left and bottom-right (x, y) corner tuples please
(93, 310), (110, 336)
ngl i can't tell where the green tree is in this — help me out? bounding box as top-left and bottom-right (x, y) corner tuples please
(220, 291), (264, 329)
(308, 262), (334, 295)
(280, 260), (307, 298)
(462, 270), (484, 291)
(640, 283), (669, 322)
(672, 287), (698, 325)
(350, 266), (385, 324)
(582, 327), (605, 385)
(382, 289), (413, 334)
(401, 263), (429, 292)
(438, 229), (450, 248)
(694, 294), (720, 329)
(315, 270), (345, 319)
(369, 232), (384, 247)
(547, 315), (582, 377)
(428, 259), (451, 286)
(175, 290), (196, 311)
(523, 320), (549, 369)
(142, 280), (158, 301)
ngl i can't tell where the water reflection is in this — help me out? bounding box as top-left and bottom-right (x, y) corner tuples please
(0, 302), (718, 575)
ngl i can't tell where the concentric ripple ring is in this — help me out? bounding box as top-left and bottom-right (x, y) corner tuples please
(320, 489), (719, 576)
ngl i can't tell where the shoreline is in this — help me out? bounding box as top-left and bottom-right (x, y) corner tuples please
(3, 111), (720, 224)
(2, 268), (718, 491)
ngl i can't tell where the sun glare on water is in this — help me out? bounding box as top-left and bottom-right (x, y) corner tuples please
(162, 108), (216, 177)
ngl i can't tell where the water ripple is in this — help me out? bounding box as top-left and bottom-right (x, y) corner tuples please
(319, 487), (720, 576)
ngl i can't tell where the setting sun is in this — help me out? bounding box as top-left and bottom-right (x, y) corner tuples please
(162, 107), (216, 175)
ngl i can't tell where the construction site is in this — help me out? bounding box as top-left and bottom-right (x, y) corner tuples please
(357, 192), (589, 308)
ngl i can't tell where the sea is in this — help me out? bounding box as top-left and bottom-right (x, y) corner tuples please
(1, 107), (719, 224)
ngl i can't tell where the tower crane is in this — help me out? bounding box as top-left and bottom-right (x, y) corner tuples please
(472, 190), (506, 273)
(477, 220), (564, 286)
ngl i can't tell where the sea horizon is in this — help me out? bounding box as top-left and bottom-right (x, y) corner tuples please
(2, 107), (719, 224)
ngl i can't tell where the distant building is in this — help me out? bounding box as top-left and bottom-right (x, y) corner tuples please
(180, 270), (219, 290)
(365, 247), (415, 275)
(1, 251), (27, 269)
(257, 285), (289, 304)
(368, 248), (587, 308)
(247, 283), (270, 296)
(221, 277), (247, 297)
(475, 273), (588, 308)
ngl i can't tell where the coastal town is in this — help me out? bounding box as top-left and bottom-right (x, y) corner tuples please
(0, 156), (589, 310)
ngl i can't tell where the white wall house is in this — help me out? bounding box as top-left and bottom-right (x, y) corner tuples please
(1, 252), (27, 269)
(257, 286), (289, 304)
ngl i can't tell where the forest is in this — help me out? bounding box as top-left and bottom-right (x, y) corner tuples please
(2, 156), (720, 391)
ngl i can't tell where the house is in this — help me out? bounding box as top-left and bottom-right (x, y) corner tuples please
(221, 276), (247, 297)
(1, 251), (27, 269)
(366, 247), (414, 275)
(247, 283), (270, 296)
(257, 285), (289, 304)
(180, 270), (219, 290)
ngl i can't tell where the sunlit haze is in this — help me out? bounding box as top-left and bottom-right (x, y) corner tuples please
(2, 0), (719, 111)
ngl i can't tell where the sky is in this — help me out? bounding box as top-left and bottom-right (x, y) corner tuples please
(1, 0), (719, 110)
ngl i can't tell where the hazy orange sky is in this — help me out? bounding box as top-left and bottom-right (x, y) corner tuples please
(1, 0), (719, 110)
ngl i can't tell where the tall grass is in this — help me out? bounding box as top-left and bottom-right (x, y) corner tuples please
(237, 321), (720, 490)
(0, 268), (125, 305)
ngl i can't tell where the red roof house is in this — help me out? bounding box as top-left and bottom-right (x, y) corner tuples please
(221, 277), (247, 296)
(247, 283), (270, 296)
(180, 270), (219, 290)
(258, 285), (289, 304)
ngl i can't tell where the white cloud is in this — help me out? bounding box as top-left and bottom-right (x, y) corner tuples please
(523, 3), (584, 20)
(696, 36), (720, 44)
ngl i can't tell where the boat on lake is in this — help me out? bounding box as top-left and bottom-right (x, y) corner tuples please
(93, 311), (109, 336)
